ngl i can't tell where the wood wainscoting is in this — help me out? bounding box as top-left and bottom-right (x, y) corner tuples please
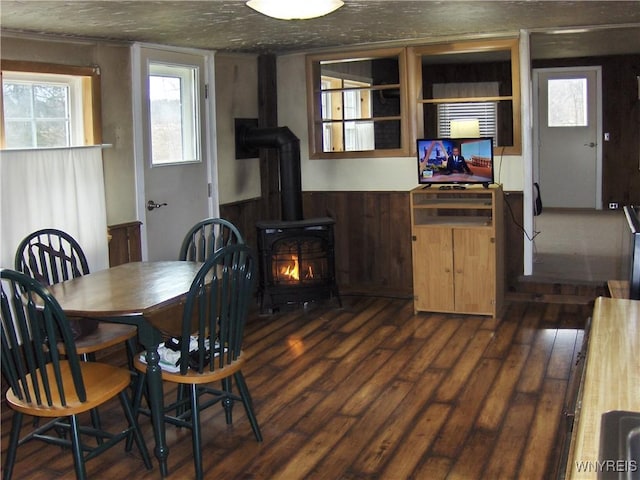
(108, 221), (142, 267)
(221, 190), (524, 295)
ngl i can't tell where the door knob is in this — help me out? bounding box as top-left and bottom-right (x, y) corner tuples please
(147, 200), (168, 211)
(584, 142), (596, 148)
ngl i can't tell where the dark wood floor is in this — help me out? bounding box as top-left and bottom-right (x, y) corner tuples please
(1, 286), (600, 479)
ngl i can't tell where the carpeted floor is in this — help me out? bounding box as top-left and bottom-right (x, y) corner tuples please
(531, 208), (628, 283)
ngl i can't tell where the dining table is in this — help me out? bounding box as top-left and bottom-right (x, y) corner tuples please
(44, 260), (204, 477)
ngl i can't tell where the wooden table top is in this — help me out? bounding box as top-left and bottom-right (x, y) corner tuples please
(567, 296), (640, 479)
(45, 261), (203, 319)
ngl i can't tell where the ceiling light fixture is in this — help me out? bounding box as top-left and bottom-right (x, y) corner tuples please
(246, 0), (344, 20)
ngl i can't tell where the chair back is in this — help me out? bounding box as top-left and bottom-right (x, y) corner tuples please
(14, 229), (90, 286)
(0, 268), (86, 406)
(177, 244), (255, 375)
(179, 218), (244, 262)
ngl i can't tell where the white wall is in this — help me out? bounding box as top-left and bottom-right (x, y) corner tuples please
(214, 53), (262, 204)
(276, 52), (526, 193)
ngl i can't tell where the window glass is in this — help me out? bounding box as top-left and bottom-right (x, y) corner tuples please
(1, 62), (100, 149)
(307, 48), (407, 158)
(547, 78), (588, 127)
(3, 76), (73, 148)
(148, 62), (200, 165)
(437, 102), (497, 140)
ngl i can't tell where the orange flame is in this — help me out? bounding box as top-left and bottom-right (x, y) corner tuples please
(280, 255), (314, 281)
(281, 255), (300, 280)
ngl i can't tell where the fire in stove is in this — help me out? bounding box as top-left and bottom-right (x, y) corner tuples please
(278, 255), (315, 282)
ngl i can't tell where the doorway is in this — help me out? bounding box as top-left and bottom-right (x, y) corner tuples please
(132, 45), (218, 261)
(533, 67), (602, 209)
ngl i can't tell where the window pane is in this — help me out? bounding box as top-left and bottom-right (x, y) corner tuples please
(149, 75), (184, 164)
(148, 63), (199, 165)
(3, 80), (70, 147)
(33, 84), (68, 119)
(547, 78), (587, 127)
(344, 120), (374, 151)
(3, 82), (33, 118)
(36, 119), (69, 147)
(4, 120), (34, 148)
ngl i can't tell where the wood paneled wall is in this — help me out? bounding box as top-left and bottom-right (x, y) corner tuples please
(220, 190), (524, 295)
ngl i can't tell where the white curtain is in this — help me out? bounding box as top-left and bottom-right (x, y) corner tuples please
(0, 146), (109, 273)
(354, 121), (375, 151)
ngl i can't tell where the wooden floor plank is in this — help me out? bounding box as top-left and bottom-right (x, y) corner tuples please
(379, 402), (452, 479)
(518, 378), (568, 479)
(1, 288), (598, 480)
(351, 369), (446, 475)
(272, 415), (357, 480)
(547, 329), (581, 380)
(476, 343), (532, 430)
(446, 429), (498, 480)
(483, 392), (537, 479)
(431, 357), (502, 457)
(517, 328), (557, 394)
(310, 379), (415, 477)
(434, 328), (495, 402)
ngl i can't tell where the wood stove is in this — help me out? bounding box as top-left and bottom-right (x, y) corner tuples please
(256, 218), (341, 312)
(237, 124), (341, 313)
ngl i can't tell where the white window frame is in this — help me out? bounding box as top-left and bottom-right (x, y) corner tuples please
(2, 71), (85, 148)
(148, 62), (200, 165)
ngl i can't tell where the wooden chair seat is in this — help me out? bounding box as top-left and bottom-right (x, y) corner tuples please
(6, 361), (132, 417)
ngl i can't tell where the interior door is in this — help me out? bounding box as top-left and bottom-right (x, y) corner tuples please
(535, 67), (601, 209)
(135, 46), (213, 261)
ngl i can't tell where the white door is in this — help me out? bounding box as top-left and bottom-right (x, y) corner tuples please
(133, 45), (216, 260)
(534, 67), (602, 209)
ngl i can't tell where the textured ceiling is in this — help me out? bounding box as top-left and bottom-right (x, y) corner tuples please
(1, 0), (639, 57)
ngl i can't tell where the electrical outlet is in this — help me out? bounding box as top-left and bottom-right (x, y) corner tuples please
(609, 202), (619, 209)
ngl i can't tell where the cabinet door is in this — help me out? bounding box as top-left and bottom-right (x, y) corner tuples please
(412, 228), (454, 312)
(453, 228), (496, 314)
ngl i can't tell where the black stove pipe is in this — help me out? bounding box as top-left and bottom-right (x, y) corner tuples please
(238, 126), (303, 222)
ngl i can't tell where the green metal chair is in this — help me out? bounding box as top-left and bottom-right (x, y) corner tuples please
(179, 217), (244, 262)
(133, 244), (262, 480)
(0, 268), (152, 480)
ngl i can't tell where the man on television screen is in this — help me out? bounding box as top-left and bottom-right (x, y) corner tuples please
(446, 146), (472, 175)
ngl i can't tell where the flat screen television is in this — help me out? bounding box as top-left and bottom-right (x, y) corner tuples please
(417, 137), (494, 187)
(622, 205), (640, 300)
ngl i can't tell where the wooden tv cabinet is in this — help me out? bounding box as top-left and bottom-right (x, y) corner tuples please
(410, 184), (504, 317)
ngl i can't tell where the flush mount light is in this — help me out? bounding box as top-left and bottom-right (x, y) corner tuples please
(246, 0), (344, 20)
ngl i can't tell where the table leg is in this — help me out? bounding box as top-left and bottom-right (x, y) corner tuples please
(144, 347), (169, 477)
